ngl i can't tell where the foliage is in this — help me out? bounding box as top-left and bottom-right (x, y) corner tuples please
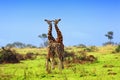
(103, 41), (114, 46)
(0, 47), (19, 63)
(105, 31), (114, 45)
(89, 46), (99, 52)
(38, 33), (48, 47)
(115, 45), (120, 53)
(64, 50), (97, 64)
(77, 44), (86, 48)
(105, 31), (113, 40)
(38, 33), (47, 41)
(25, 52), (37, 60)
(0, 47), (39, 64)
(84, 46), (99, 52)
(5, 42), (37, 48)
(5, 42), (25, 48)
(25, 44), (36, 48)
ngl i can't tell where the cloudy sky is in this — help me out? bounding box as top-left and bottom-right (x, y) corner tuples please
(0, 0), (120, 47)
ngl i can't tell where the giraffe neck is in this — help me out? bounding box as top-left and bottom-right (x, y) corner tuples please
(48, 25), (56, 43)
(55, 24), (63, 43)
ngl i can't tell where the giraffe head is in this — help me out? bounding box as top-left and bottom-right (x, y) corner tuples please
(53, 19), (61, 25)
(44, 19), (52, 25)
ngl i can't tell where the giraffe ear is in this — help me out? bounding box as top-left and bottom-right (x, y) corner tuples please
(45, 19), (52, 22)
(44, 19), (47, 21)
(58, 19), (61, 21)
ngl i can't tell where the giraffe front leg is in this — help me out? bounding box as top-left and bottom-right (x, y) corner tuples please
(51, 57), (55, 70)
(46, 58), (50, 73)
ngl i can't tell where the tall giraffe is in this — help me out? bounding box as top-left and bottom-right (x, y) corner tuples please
(44, 19), (56, 43)
(45, 19), (64, 73)
(53, 19), (64, 48)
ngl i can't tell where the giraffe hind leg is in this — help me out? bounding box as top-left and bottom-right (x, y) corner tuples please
(58, 56), (64, 70)
(57, 48), (64, 70)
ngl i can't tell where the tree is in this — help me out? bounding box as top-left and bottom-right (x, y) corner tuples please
(26, 44), (37, 48)
(38, 33), (48, 47)
(38, 34), (47, 42)
(13, 42), (26, 48)
(5, 42), (25, 48)
(77, 44), (86, 48)
(105, 31), (114, 44)
(5, 43), (14, 48)
(5, 42), (37, 48)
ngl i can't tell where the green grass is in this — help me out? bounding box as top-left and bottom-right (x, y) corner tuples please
(0, 46), (120, 80)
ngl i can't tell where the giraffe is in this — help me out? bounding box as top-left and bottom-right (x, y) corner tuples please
(53, 19), (64, 48)
(45, 19), (64, 73)
(44, 19), (56, 43)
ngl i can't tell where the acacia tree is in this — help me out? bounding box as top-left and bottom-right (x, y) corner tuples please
(38, 33), (48, 47)
(105, 31), (114, 44)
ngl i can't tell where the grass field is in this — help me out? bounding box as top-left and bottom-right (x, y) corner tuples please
(0, 45), (120, 80)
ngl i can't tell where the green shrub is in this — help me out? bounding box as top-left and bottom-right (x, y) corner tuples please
(84, 46), (98, 52)
(115, 45), (120, 53)
(90, 46), (99, 52)
(77, 44), (86, 48)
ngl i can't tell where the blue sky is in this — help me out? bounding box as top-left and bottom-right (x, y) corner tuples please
(0, 0), (120, 47)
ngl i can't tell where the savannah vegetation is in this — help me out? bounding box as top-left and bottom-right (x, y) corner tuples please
(1, 31), (120, 80)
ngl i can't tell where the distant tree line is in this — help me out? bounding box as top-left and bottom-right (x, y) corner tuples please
(3, 33), (48, 48)
(3, 31), (119, 48)
(5, 42), (37, 48)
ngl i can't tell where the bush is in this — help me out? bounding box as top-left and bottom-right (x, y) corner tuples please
(115, 45), (120, 53)
(86, 55), (97, 62)
(89, 46), (99, 52)
(16, 53), (25, 60)
(77, 44), (86, 48)
(64, 50), (97, 64)
(0, 47), (38, 64)
(25, 52), (37, 60)
(84, 46), (98, 52)
(78, 50), (87, 60)
(0, 47), (19, 63)
(103, 41), (114, 46)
